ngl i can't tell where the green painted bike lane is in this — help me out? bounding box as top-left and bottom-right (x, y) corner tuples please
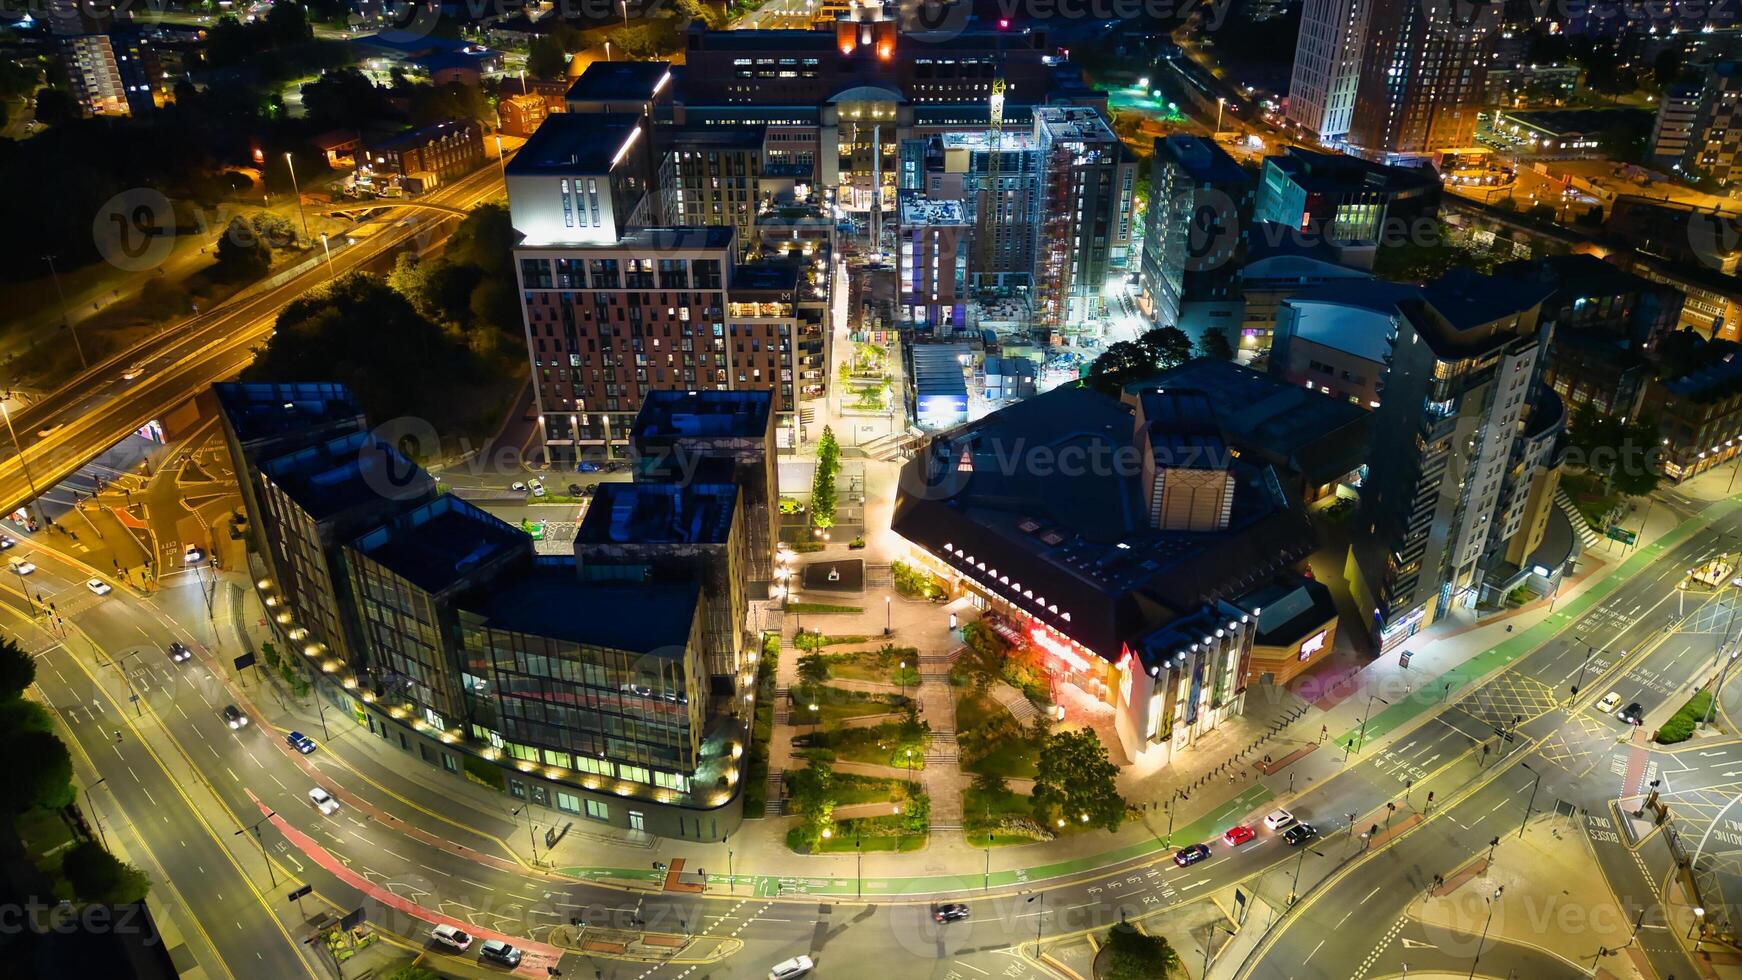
(557, 785), (1275, 898)
(1333, 496), (1742, 752)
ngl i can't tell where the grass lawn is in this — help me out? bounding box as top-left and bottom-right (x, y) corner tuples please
(1561, 470), (1619, 530)
(792, 684), (905, 726)
(816, 833), (925, 853)
(963, 785), (1036, 848)
(828, 647), (919, 686)
(963, 738), (1041, 780)
(795, 633), (872, 650)
(832, 773), (909, 806)
(788, 602), (864, 614)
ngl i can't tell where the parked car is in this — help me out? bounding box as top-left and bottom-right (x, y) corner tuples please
(933, 903), (970, 923)
(185, 544), (204, 565)
(1283, 823), (1318, 846)
(286, 731), (316, 754)
(769, 956), (814, 980)
(308, 787), (340, 816)
(167, 641), (191, 663)
(430, 923), (472, 951)
(1173, 843), (1211, 867)
(221, 704), (247, 729)
(479, 939), (521, 966)
(1263, 809), (1295, 830)
(511, 481), (528, 492)
(1222, 825), (1256, 847)
(86, 578), (112, 596)
(1596, 692), (1621, 714)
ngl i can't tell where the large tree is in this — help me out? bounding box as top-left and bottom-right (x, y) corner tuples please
(1086, 327), (1196, 395)
(1197, 326), (1236, 361)
(213, 216), (272, 281)
(1566, 403), (1661, 498)
(62, 841), (150, 904)
(0, 635), (36, 701)
(1101, 924), (1181, 980)
(0, 729), (74, 812)
(1030, 729), (1125, 832)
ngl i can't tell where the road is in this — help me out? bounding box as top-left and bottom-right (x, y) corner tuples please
(1238, 502), (1742, 978)
(0, 158), (511, 522)
(7, 491), (1734, 978)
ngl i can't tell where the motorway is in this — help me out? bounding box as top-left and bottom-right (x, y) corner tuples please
(0, 158), (512, 522)
(5, 482), (1739, 979)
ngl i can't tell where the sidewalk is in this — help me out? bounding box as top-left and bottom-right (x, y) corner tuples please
(195, 468), (1742, 903)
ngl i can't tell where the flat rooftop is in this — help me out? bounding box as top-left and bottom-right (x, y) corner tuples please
(368, 118), (475, 152)
(577, 482), (737, 545)
(351, 495), (528, 595)
(214, 382), (364, 448)
(1159, 134), (1251, 186)
(892, 384), (1314, 658)
(564, 60), (672, 102)
(462, 560), (699, 655)
(507, 113), (643, 176)
(629, 390), (773, 441)
(899, 194), (968, 226)
(260, 431), (433, 522)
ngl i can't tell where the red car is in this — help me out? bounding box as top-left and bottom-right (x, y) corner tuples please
(1222, 825), (1256, 847)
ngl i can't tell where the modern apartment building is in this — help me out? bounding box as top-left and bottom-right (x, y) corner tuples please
(1286, 0), (1369, 143)
(659, 126), (766, 259)
(1347, 0), (1500, 161)
(508, 114), (826, 462)
(1031, 105), (1137, 331)
(1254, 147), (1440, 245)
(220, 384), (768, 839)
(1139, 135), (1254, 342)
(1665, 60), (1742, 185)
(899, 131), (1043, 294)
(896, 191), (971, 331)
(1346, 271), (1563, 649)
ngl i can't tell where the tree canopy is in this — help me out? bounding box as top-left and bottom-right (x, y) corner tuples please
(1030, 729), (1126, 832)
(1101, 924), (1181, 980)
(0, 636), (36, 701)
(1085, 326), (1194, 394)
(62, 840), (151, 905)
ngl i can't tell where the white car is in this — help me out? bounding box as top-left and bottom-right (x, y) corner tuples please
(529, 480), (546, 497)
(769, 956), (814, 980)
(510, 481), (528, 492)
(122, 361), (147, 381)
(185, 543), (204, 565)
(85, 578), (112, 596)
(1263, 808), (1295, 831)
(1596, 692), (1622, 714)
(308, 787), (340, 816)
(430, 923), (473, 951)
(8, 558), (34, 575)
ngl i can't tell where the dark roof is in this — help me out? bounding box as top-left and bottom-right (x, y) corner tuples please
(890, 384), (1315, 659)
(350, 494), (528, 595)
(615, 226), (737, 251)
(259, 430), (434, 523)
(1243, 221), (1357, 265)
(1232, 576), (1337, 648)
(1136, 390), (1227, 470)
(460, 560), (700, 654)
(1125, 360), (1370, 489)
(1265, 147), (1439, 197)
(1498, 107), (1652, 136)
(629, 390), (773, 442)
(213, 382), (365, 448)
(565, 60), (672, 102)
(1158, 134), (1251, 187)
(506, 113), (643, 176)
(367, 118), (477, 152)
(732, 262), (801, 291)
(1420, 267), (1553, 333)
(577, 482), (737, 545)
(1493, 253), (1660, 301)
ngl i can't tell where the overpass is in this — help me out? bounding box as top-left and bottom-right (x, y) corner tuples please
(0, 158), (511, 518)
(313, 200), (472, 218)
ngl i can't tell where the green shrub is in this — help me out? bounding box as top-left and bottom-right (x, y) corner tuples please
(1656, 689), (1713, 744)
(463, 753), (506, 790)
(62, 841), (149, 905)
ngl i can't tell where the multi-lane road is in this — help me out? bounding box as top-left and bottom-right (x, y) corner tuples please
(10, 482), (1742, 978)
(0, 160), (511, 521)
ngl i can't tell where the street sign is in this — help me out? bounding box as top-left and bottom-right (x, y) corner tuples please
(1493, 726), (1515, 743)
(234, 652), (256, 672)
(287, 885), (312, 901)
(1606, 525), (1637, 545)
(1398, 651), (1412, 668)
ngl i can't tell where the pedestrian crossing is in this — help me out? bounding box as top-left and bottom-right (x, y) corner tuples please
(1554, 486), (1606, 550)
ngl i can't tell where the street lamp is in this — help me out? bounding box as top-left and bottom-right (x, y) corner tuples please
(1689, 906), (1706, 945)
(318, 233), (335, 281)
(41, 254), (85, 370)
(884, 595), (892, 636)
(1348, 694), (1388, 759)
(1288, 847), (1324, 904)
(1518, 762), (1543, 838)
(1466, 886), (1504, 980)
(511, 805), (541, 865)
(235, 811), (280, 888)
(494, 134), (508, 185)
(85, 777), (108, 848)
(1025, 893), (1045, 955)
(283, 152), (310, 245)
(1215, 96), (1226, 135)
